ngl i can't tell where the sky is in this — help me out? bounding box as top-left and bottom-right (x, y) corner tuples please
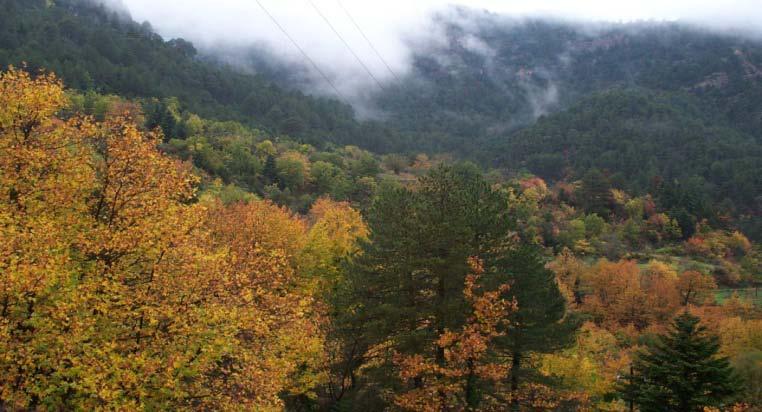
(114, 0), (762, 100)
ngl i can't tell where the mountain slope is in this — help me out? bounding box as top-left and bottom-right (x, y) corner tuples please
(375, 12), (762, 148)
(493, 89), (760, 225)
(0, 0), (400, 147)
(1, 0), (759, 236)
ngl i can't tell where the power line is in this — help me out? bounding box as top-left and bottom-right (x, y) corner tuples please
(253, 0), (348, 102)
(306, 0), (386, 92)
(336, 0), (401, 83)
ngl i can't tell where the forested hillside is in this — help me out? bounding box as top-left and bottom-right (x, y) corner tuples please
(3, 0), (759, 239)
(0, 0), (400, 147)
(378, 14), (762, 147)
(382, 15), (762, 239)
(494, 89), (761, 238)
(0, 1), (761, 410)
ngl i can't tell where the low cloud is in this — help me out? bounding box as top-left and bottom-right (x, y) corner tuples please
(111, 0), (762, 106)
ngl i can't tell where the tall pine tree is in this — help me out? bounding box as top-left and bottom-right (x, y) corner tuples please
(490, 244), (576, 410)
(618, 312), (740, 412)
(579, 168), (613, 217)
(344, 164), (514, 407)
(262, 154), (280, 187)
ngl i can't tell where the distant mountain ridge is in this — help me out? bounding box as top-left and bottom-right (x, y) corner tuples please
(375, 11), (762, 145)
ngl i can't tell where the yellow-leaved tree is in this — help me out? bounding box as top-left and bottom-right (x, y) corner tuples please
(0, 67), (322, 410)
(1, 67), (99, 409)
(301, 197), (369, 290)
(298, 198), (370, 405)
(203, 199), (323, 409)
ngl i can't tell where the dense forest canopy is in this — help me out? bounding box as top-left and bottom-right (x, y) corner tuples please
(2, 0), (760, 240)
(0, 0), (760, 410)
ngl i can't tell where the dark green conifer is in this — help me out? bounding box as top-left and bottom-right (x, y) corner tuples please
(490, 244), (576, 410)
(263, 154), (279, 187)
(345, 164), (514, 408)
(618, 312), (740, 412)
(578, 168), (612, 217)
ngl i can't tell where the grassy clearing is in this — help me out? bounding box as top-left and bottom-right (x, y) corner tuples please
(714, 288), (761, 306)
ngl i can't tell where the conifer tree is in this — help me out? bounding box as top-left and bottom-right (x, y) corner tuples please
(618, 312), (740, 412)
(490, 244), (576, 410)
(579, 168), (613, 217)
(263, 153), (279, 187)
(345, 164), (514, 405)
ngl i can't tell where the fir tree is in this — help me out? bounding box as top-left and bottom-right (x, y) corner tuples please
(263, 154), (280, 187)
(579, 168), (613, 217)
(618, 312), (740, 412)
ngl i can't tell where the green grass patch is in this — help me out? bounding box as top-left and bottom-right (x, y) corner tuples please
(714, 288), (762, 306)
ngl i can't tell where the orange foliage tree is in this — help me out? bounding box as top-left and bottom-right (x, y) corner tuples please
(582, 259), (692, 331)
(583, 259), (653, 329)
(676, 270), (717, 306)
(393, 258), (516, 411)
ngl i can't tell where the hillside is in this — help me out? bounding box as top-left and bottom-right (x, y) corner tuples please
(0, 0), (400, 147)
(376, 13), (762, 149)
(1, 2), (761, 410)
(1, 0), (761, 226)
(2, 68), (760, 410)
(492, 89), (762, 237)
(371, 13), (762, 237)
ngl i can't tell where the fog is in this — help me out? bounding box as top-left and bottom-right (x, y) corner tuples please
(110, 0), (762, 107)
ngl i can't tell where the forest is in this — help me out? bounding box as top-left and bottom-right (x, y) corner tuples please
(0, 0), (761, 411)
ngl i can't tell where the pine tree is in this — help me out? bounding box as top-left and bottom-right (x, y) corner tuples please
(618, 312), (740, 412)
(489, 244), (576, 410)
(345, 164), (515, 406)
(579, 168), (612, 217)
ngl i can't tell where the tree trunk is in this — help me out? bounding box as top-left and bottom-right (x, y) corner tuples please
(628, 364), (634, 412)
(573, 276), (583, 306)
(437, 272), (446, 366)
(465, 358), (477, 410)
(510, 351), (521, 412)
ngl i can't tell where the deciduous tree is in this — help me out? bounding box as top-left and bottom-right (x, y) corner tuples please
(393, 258), (515, 411)
(676, 270), (717, 306)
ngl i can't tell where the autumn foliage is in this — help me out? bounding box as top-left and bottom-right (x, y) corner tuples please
(0, 68), (324, 410)
(393, 258), (515, 411)
(1, 67), (757, 411)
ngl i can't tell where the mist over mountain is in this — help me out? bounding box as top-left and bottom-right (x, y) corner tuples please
(102, 1), (762, 128)
(112, 0), (762, 103)
(0, 0), (760, 237)
(143, 7), (762, 165)
(374, 12), (762, 140)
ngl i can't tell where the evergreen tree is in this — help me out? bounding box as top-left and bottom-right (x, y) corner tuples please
(489, 244), (576, 410)
(618, 312), (740, 412)
(144, 100), (178, 140)
(345, 164), (514, 407)
(578, 168), (613, 217)
(263, 154), (279, 187)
